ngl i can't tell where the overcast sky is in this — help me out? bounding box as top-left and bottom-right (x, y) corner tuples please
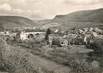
(0, 0), (103, 19)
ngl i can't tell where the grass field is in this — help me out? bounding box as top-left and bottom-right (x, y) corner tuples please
(5, 39), (103, 73)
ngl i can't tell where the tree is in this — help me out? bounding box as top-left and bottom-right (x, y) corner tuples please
(45, 28), (51, 42)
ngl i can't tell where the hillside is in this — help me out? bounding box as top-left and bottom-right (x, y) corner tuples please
(53, 8), (103, 22)
(50, 8), (103, 30)
(0, 16), (36, 31)
(1, 8), (103, 31)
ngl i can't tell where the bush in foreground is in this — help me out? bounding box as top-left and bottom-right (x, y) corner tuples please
(0, 38), (54, 73)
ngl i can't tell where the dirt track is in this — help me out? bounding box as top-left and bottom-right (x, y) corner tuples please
(30, 54), (71, 73)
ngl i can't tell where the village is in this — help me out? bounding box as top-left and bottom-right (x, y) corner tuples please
(0, 26), (103, 48)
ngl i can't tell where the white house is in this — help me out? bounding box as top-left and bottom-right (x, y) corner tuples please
(95, 27), (103, 34)
(20, 31), (28, 40)
(19, 31), (45, 41)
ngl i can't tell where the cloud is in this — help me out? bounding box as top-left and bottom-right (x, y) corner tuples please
(62, 0), (103, 13)
(64, 0), (103, 5)
(0, 3), (12, 11)
(0, 0), (103, 19)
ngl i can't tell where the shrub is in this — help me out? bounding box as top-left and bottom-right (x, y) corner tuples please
(0, 38), (55, 73)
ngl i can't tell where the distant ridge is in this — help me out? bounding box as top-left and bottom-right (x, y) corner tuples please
(50, 8), (103, 30)
(53, 8), (103, 22)
(1, 8), (103, 31)
(0, 16), (36, 30)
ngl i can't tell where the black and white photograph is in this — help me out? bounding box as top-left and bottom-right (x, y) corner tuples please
(0, 0), (103, 73)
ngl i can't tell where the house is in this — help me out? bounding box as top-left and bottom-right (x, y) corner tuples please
(18, 31), (45, 41)
(60, 38), (68, 47)
(48, 34), (62, 47)
(92, 31), (98, 37)
(83, 28), (89, 32)
(0, 31), (10, 35)
(89, 27), (94, 32)
(79, 29), (84, 34)
(94, 27), (103, 34)
(20, 31), (28, 41)
(0, 32), (5, 35)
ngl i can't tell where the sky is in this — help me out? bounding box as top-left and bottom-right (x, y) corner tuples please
(0, 0), (103, 20)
